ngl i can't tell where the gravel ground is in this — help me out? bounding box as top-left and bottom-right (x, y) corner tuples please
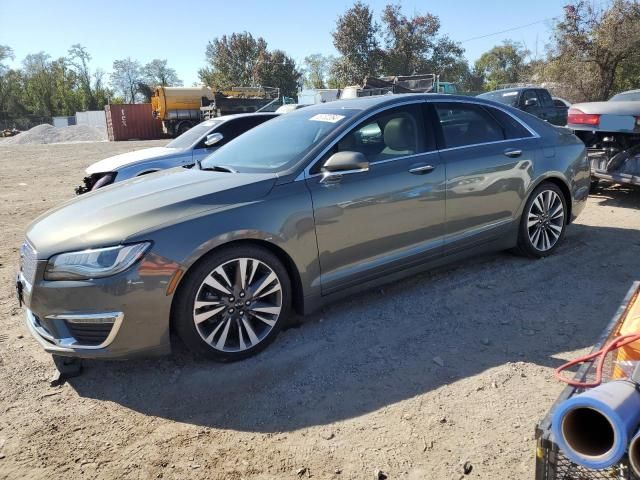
(0, 141), (639, 480)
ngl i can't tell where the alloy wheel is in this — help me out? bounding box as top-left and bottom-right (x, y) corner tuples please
(192, 257), (283, 353)
(526, 189), (565, 252)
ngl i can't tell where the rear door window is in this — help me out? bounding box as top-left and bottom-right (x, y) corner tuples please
(434, 103), (505, 148)
(484, 106), (533, 139)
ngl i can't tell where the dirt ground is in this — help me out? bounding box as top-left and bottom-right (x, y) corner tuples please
(0, 140), (639, 480)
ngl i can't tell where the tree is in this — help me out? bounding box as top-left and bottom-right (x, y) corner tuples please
(331, 1), (381, 84)
(68, 44), (95, 109)
(199, 32), (301, 97)
(199, 32), (268, 89)
(474, 40), (530, 91)
(546, 0), (640, 101)
(255, 49), (301, 97)
(380, 4), (440, 75)
(110, 58), (143, 103)
(143, 59), (182, 87)
(302, 54), (335, 89)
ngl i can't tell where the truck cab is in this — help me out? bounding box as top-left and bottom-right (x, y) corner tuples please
(478, 87), (568, 126)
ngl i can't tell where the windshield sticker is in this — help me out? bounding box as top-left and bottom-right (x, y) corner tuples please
(502, 92), (518, 97)
(310, 113), (345, 123)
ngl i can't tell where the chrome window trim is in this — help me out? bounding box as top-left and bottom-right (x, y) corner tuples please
(295, 96), (540, 182)
(297, 98), (429, 181)
(437, 136), (536, 154)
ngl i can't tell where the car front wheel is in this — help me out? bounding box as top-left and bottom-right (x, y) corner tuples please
(517, 182), (567, 258)
(173, 245), (291, 361)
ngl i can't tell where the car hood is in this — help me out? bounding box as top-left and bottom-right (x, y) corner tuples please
(86, 147), (183, 174)
(27, 167), (277, 258)
(570, 101), (640, 115)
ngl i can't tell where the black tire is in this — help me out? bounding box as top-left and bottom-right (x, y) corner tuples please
(516, 182), (568, 258)
(173, 245), (292, 362)
(590, 178), (600, 192)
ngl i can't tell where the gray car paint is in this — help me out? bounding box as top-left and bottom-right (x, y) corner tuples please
(18, 94), (590, 359)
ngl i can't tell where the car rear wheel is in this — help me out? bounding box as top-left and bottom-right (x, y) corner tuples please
(173, 245), (291, 361)
(516, 182), (567, 258)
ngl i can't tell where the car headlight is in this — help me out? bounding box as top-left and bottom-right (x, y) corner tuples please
(44, 243), (151, 281)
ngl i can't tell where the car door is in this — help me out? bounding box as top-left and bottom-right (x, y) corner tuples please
(433, 101), (538, 250)
(191, 116), (274, 164)
(305, 102), (446, 294)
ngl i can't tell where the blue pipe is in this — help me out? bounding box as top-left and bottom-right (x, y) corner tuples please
(552, 380), (640, 469)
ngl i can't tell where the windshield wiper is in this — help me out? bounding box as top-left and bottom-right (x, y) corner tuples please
(198, 163), (237, 173)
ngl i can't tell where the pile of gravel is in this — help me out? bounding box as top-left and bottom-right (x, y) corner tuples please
(0, 124), (107, 145)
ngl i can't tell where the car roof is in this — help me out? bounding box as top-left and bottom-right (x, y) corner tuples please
(615, 89), (640, 95)
(479, 87), (537, 95)
(304, 93), (495, 112)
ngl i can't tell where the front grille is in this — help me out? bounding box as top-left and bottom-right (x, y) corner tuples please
(20, 241), (37, 284)
(65, 321), (114, 346)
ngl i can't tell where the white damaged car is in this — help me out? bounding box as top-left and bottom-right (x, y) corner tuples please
(567, 90), (640, 189)
(75, 113), (278, 193)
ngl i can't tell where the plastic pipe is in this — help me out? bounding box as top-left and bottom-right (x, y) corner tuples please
(551, 380), (640, 469)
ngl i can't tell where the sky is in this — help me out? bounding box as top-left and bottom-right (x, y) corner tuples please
(0, 0), (569, 86)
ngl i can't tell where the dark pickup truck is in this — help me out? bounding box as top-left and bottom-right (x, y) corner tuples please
(477, 87), (568, 126)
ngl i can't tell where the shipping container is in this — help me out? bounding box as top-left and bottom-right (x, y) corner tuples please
(76, 110), (107, 130)
(52, 116), (76, 128)
(105, 103), (165, 141)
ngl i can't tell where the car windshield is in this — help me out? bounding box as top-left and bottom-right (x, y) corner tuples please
(166, 120), (222, 149)
(477, 90), (519, 107)
(200, 108), (360, 173)
(610, 91), (640, 102)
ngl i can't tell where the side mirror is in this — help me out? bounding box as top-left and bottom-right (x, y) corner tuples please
(205, 132), (223, 147)
(322, 151), (369, 173)
(320, 151), (369, 184)
(524, 98), (538, 108)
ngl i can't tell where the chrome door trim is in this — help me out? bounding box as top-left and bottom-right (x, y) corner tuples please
(437, 137), (536, 154)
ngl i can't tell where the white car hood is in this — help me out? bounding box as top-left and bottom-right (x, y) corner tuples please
(86, 147), (183, 175)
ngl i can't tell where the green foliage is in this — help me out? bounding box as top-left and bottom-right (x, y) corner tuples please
(302, 54), (336, 89)
(198, 31), (301, 97)
(330, 2), (467, 87)
(144, 59), (183, 88)
(536, 0), (640, 101)
(474, 40), (530, 91)
(110, 57), (143, 103)
(331, 1), (381, 85)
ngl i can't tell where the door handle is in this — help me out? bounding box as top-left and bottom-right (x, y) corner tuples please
(504, 149), (522, 158)
(409, 164), (435, 175)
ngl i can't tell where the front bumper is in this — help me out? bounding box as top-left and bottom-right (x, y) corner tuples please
(16, 252), (176, 359)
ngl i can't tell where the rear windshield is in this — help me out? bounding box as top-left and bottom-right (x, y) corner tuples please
(610, 91), (640, 102)
(201, 108), (360, 173)
(477, 90), (519, 107)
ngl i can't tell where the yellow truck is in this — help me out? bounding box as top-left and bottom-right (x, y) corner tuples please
(151, 86), (280, 137)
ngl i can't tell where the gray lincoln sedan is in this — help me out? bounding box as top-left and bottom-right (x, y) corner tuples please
(17, 94), (590, 362)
